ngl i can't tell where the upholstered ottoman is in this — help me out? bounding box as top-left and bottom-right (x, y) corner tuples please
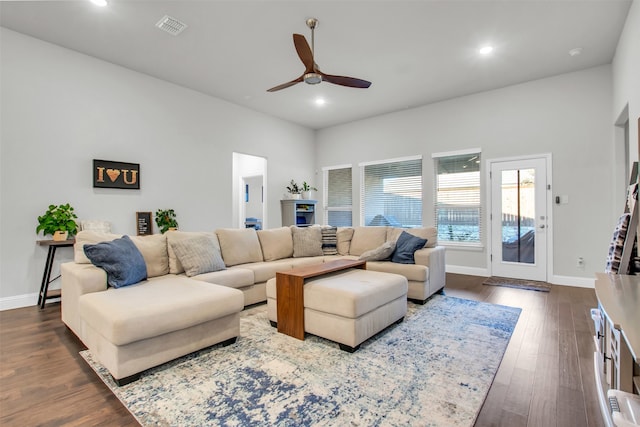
(267, 269), (408, 352)
(78, 276), (244, 385)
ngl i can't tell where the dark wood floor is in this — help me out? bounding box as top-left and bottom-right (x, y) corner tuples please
(0, 273), (604, 427)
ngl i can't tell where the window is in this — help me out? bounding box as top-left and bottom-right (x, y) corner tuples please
(323, 165), (352, 226)
(360, 156), (422, 227)
(433, 150), (481, 244)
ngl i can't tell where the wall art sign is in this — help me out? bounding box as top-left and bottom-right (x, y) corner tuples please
(93, 159), (140, 189)
(136, 212), (152, 236)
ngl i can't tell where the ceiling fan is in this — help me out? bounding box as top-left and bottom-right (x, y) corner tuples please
(267, 18), (372, 92)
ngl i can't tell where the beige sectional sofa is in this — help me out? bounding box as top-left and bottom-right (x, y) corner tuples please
(61, 225), (445, 383)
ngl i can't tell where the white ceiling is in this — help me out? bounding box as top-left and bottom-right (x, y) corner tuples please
(0, 1), (632, 129)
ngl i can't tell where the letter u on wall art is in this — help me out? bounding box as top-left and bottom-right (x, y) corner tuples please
(93, 159), (140, 189)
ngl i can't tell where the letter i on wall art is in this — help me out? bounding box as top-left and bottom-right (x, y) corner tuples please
(93, 159), (140, 189)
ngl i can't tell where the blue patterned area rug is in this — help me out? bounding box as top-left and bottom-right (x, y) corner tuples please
(81, 295), (521, 426)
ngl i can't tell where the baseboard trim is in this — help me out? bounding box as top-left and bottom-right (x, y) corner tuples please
(446, 265), (489, 277)
(0, 293), (39, 311)
(549, 275), (595, 288)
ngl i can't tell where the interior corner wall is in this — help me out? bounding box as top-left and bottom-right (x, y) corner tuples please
(612, 0), (640, 161)
(316, 65), (614, 281)
(0, 28), (314, 304)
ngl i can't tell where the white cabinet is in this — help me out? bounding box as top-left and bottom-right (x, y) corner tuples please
(593, 273), (640, 427)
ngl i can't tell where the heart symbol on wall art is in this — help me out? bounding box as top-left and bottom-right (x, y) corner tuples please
(106, 169), (121, 182)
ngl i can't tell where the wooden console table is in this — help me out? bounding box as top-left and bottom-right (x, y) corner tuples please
(37, 239), (75, 309)
(276, 259), (366, 340)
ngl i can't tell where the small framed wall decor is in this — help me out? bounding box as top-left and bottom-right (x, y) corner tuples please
(136, 212), (153, 236)
(93, 159), (140, 189)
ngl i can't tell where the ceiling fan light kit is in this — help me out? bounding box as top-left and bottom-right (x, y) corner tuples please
(267, 18), (371, 92)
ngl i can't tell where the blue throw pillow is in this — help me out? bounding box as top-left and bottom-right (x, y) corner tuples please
(391, 231), (428, 264)
(83, 235), (147, 288)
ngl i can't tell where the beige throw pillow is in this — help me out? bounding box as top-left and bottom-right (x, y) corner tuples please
(359, 241), (396, 261)
(170, 235), (226, 277)
(216, 228), (264, 266)
(257, 227), (294, 261)
(291, 226), (324, 257)
(166, 231), (219, 274)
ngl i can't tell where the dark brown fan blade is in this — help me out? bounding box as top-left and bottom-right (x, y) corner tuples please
(266, 75), (304, 92)
(321, 73), (371, 88)
(293, 34), (314, 72)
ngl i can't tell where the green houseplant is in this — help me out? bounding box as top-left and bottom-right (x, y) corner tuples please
(301, 181), (317, 200)
(36, 203), (78, 241)
(286, 180), (301, 199)
(155, 209), (178, 234)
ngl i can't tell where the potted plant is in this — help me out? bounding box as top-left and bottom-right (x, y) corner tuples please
(285, 180), (301, 199)
(301, 182), (317, 200)
(36, 203), (79, 241)
(155, 209), (178, 234)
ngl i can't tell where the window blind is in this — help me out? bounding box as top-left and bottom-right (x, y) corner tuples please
(360, 156), (422, 227)
(323, 166), (352, 226)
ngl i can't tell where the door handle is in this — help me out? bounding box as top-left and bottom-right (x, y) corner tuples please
(539, 224), (546, 229)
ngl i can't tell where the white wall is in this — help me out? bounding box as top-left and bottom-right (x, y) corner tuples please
(612, 0), (640, 163)
(316, 66), (614, 284)
(0, 29), (315, 306)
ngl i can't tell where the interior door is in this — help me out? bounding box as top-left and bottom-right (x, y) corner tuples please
(490, 157), (548, 281)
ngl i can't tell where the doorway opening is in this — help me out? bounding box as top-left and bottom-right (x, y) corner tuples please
(232, 153), (267, 229)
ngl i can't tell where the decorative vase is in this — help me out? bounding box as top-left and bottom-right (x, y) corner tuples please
(53, 230), (68, 241)
(291, 193), (301, 200)
(301, 191), (310, 200)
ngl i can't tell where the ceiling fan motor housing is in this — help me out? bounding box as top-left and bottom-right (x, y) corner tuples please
(304, 73), (322, 84)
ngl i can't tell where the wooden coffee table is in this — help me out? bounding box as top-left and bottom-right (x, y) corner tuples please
(275, 259), (366, 340)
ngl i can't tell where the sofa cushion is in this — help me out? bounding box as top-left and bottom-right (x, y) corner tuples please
(216, 228), (264, 266)
(74, 230), (121, 263)
(79, 276), (244, 346)
(366, 261), (428, 282)
(291, 226), (324, 257)
(129, 234), (169, 278)
(391, 231), (428, 264)
(192, 268), (255, 290)
(170, 234), (226, 277)
(387, 227), (437, 248)
(321, 226), (338, 255)
(166, 231), (219, 274)
(359, 241), (396, 261)
(232, 259), (294, 283)
(257, 227), (293, 261)
(336, 227), (355, 255)
(83, 235), (147, 288)
(348, 227), (388, 256)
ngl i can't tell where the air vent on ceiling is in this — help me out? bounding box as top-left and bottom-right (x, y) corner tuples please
(155, 15), (187, 36)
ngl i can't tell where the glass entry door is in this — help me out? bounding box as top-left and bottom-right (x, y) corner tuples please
(490, 157), (548, 281)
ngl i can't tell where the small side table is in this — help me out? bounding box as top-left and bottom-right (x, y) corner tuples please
(37, 238), (75, 309)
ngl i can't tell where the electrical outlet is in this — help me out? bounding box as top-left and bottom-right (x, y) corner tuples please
(577, 257), (584, 268)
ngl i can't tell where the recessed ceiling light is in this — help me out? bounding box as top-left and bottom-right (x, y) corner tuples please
(569, 47), (583, 57)
(479, 46), (494, 55)
(90, 0), (108, 7)
(314, 98), (326, 106)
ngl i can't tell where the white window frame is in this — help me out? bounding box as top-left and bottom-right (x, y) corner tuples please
(432, 148), (483, 248)
(359, 155), (423, 227)
(322, 164), (353, 226)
